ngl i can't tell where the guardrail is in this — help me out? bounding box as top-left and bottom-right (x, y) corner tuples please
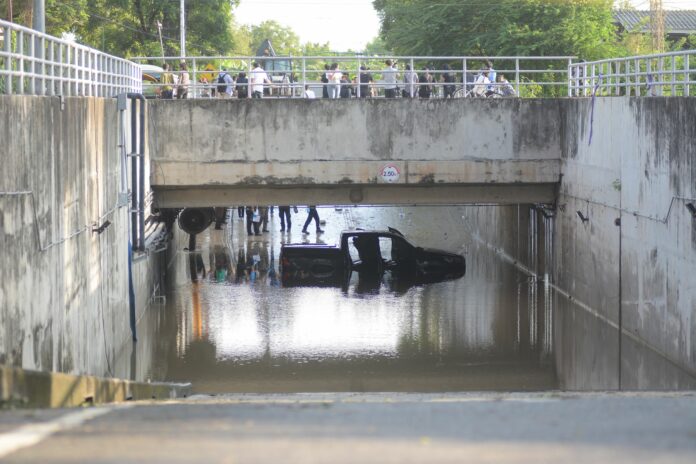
(0, 19), (141, 97)
(132, 55), (575, 99)
(569, 50), (695, 97)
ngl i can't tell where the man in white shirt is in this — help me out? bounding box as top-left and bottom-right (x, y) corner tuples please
(250, 62), (271, 98)
(382, 59), (398, 98)
(304, 85), (316, 99)
(403, 64), (419, 98)
(473, 69), (491, 97)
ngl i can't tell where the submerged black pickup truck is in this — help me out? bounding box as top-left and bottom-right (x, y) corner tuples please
(280, 227), (465, 287)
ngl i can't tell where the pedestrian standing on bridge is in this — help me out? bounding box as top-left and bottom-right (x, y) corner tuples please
(321, 64), (330, 98)
(302, 206), (324, 235)
(251, 62), (272, 99)
(177, 61), (190, 99)
(161, 63), (174, 99)
(328, 63), (342, 99)
(418, 67), (433, 99)
(403, 64), (419, 98)
(382, 60), (398, 98)
(359, 66), (373, 98)
(236, 72), (249, 98)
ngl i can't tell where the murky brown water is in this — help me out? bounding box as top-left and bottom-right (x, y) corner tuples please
(139, 206), (556, 393)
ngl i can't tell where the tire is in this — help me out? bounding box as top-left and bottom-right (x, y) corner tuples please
(452, 88), (468, 99)
(178, 208), (215, 235)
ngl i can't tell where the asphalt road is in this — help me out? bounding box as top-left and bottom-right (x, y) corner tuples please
(1, 392), (695, 463)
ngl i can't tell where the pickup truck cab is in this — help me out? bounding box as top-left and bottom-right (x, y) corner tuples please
(280, 227), (465, 287)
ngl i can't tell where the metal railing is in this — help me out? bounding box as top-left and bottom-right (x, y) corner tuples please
(0, 19), (141, 97)
(569, 49), (695, 97)
(132, 55), (575, 99)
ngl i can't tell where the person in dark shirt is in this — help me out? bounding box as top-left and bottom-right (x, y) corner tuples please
(359, 66), (373, 98)
(442, 63), (456, 98)
(236, 72), (248, 98)
(321, 64), (330, 99)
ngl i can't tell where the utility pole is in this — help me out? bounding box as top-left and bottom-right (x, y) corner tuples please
(180, 0), (186, 58)
(650, 0), (665, 53)
(7, 0), (12, 22)
(32, 0), (44, 32)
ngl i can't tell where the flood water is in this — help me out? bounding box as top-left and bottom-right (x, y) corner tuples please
(135, 206), (555, 393)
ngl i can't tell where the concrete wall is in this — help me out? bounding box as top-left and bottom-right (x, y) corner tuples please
(148, 99), (562, 206)
(0, 96), (161, 380)
(459, 97), (696, 389)
(556, 97), (696, 389)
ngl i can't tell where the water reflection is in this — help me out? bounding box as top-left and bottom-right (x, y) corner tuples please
(155, 206), (557, 393)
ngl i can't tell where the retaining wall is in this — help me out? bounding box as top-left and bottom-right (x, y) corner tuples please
(0, 96), (161, 380)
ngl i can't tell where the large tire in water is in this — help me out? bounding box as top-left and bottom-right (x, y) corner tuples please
(178, 208), (215, 235)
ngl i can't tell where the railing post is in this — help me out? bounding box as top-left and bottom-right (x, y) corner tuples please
(567, 58), (573, 97)
(3, 26), (13, 95)
(18, 30), (25, 94)
(671, 55), (676, 96)
(47, 40), (54, 96)
(29, 33), (35, 94)
(463, 58), (468, 95)
(301, 57), (306, 99)
(515, 58), (520, 96)
(248, 59), (252, 98)
(191, 57), (197, 98)
(355, 57), (360, 98)
(658, 56), (664, 96)
(685, 54), (690, 97)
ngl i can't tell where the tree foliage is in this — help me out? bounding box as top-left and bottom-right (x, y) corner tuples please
(373, 0), (623, 60)
(1, 0), (239, 58)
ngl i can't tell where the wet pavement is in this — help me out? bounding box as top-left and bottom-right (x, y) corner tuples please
(3, 392), (696, 463)
(144, 206), (557, 393)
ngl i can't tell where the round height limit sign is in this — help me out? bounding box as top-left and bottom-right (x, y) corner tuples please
(380, 163), (401, 183)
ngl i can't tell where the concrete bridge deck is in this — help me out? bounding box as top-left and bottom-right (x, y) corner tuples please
(148, 99), (563, 207)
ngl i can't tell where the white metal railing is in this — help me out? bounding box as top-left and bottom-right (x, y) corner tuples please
(569, 50), (695, 97)
(132, 55), (575, 99)
(0, 19), (141, 97)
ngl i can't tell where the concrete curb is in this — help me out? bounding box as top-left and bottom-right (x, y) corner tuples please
(0, 365), (191, 409)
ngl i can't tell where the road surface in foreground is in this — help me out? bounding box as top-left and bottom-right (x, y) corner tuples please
(1, 392), (695, 463)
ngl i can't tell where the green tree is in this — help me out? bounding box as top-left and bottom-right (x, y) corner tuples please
(373, 0), (623, 60)
(248, 20), (302, 55)
(12, 0), (243, 58)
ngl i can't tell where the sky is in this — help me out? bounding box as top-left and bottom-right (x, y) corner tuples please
(233, 0), (381, 52)
(233, 0), (696, 53)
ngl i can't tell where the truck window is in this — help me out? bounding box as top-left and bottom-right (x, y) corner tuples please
(378, 237), (392, 262)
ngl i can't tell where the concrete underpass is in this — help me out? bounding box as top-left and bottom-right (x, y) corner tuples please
(1, 95), (695, 462)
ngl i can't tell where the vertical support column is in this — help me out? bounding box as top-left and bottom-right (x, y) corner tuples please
(192, 57), (197, 98)
(247, 60), (252, 98)
(47, 40), (54, 96)
(515, 59), (520, 96)
(670, 55), (676, 95)
(301, 57), (306, 98)
(18, 30), (24, 94)
(567, 58), (573, 97)
(685, 54), (690, 97)
(39, 36), (45, 95)
(657, 56), (664, 96)
(29, 32), (35, 94)
(464, 58), (469, 96)
(3, 26), (13, 94)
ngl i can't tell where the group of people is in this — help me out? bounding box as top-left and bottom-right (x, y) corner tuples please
(160, 61), (274, 99)
(157, 59), (516, 100)
(217, 206), (325, 237)
(302, 59), (516, 99)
